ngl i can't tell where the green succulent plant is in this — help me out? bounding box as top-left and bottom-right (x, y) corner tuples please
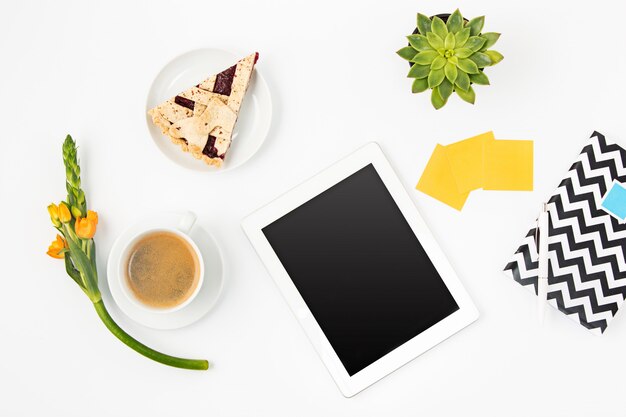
(396, 9), (503, 109)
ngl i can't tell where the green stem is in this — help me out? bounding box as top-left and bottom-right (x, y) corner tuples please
(93, 300), (209, 370)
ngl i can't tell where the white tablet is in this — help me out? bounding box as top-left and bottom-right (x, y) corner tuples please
(241, 143), (478, 397)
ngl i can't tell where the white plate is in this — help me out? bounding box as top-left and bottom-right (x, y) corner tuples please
(145, 48), (273, 172)
(106, 212), (224, 329)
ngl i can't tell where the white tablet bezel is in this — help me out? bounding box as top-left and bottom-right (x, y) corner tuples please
(241, 142), (479, 397)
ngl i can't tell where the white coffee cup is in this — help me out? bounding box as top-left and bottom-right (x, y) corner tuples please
(116, 212), (204, 313)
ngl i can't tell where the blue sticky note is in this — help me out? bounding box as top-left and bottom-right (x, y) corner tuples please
(601, 182), (626, 220)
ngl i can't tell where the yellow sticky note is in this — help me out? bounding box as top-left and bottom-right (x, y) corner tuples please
(416, 144), (470, 210)
(483, 140), (534, 191)
(445, 131), (495, 193)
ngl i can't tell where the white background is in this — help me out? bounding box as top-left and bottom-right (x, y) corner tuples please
(1, 0), (626, 415)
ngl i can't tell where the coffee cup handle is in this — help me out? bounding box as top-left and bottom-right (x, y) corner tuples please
(177, 211), (197, 234)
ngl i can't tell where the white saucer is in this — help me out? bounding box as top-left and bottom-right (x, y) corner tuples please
(106, 213), (224, 329)
(145, 48), (273, 172)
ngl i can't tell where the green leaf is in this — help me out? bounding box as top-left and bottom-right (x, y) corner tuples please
(480, 32), (500, 50)
(444, 62), (458, 83)
(456, 85), (476, 104)
(417, 13), (432, 35)
(407, 35), (433, 51)
(408, 63), (430, 78)
(484, 50), (504, 65)
(437, 47), (446, 56)
(428, 68), (445, 88)
(444, 32), (455, 50)
(431, 87), (447, 109)
(64, 253), (85, 290)
(457, 58), (479, 74)
(397, 46), (418, 60)
(439, 78), (453, 101)
(466, 16), (485, 36)
(469, 52), (492, 67)
(455, 27), (471, 48)
(431, 16), (448, 39)
(446, 9), (464, 33)
(64, 233), (98, 297)
(412, 77), (429, 93)
(465, 36), (486, 52)
(448, 56), (459, 65)
(426, 32), (444, 50)
(431, 56), (446, 70)
(455, 70), (470, 91)
(454, 48), (473, 58)
(412, 50), (439, 65)
(470, 71), (490, 85)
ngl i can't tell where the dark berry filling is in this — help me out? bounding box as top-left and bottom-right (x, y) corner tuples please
(213, 65), (237, 96)
(254, 52), (259, 64)
(202, 135), (221, 159)
(174, 95), (195, 110)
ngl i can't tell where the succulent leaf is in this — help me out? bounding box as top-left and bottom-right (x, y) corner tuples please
(455, 70), (470, 91)
(484, 50), (504, 65)
(444, 62), (458, 83)
(417, 13), (432, 35)
(431, 16), (448, 39)
(480, 32), (500, 50)
(444, 32), (456, 50)
(446, 9), (464, 33)
(426, 32), (444, 50)
(431, 56), (446, 70)
(407, 35), (432, 51)
(412, 50), (439, 65)
(455, 27), (471, 48)
(408, 63), (430, 78)
(397, 46), (418, 60)
(448, 55), (459, 65)
(469, 52), (492, 67)
(466, 16), (485, 36)
(454, 48), (473, 59)
(456, 85), (476, 104)
(470, 71), (490, 85)
(412, 77), (429, 93)
(457, 58), (479, 74)
(439, 78), (454, 101)
(465, 36), (486, 52)
(428, 68), (445, 88)
(431, 87), (447, 109)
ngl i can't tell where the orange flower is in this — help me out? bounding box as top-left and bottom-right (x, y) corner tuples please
(75, 210), (98, 239)
(87, 210), (98, 226)
(58, 202), (72, 223)
(47, 234), (67, 259)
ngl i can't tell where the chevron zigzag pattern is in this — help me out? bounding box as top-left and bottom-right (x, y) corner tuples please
(504, 131), (626, 334)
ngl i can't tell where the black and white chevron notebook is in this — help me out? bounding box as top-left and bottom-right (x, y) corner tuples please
(504, 131), (626, 334)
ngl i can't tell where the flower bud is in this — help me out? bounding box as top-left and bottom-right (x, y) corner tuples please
(58, 202), (72, 223)
(47, 203), (61, 227)
(71, 205), (83, 219)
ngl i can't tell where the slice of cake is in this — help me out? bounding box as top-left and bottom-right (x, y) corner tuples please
(148, 52), (259, 167)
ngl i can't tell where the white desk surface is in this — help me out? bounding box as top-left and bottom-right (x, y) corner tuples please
(2, 0), (626, 415)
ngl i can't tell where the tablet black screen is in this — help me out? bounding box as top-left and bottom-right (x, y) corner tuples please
(262, 164), (459, 376)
